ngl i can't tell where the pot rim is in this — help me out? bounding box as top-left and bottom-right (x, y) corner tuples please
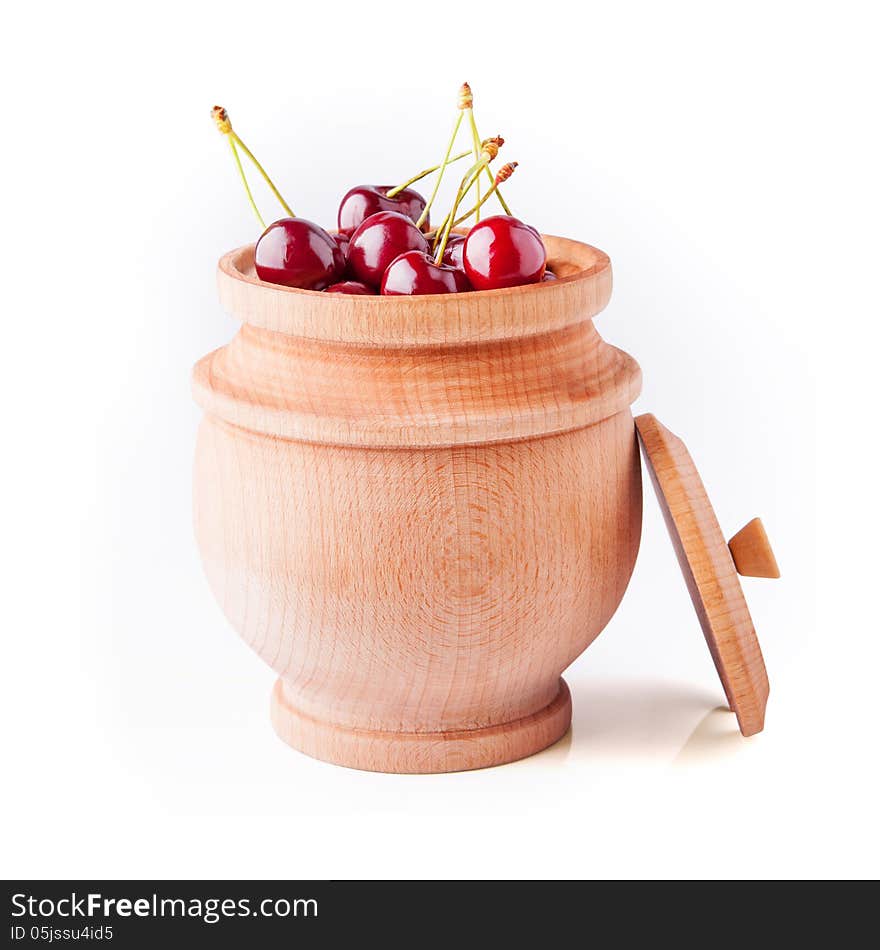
(216, 233), (613, 346)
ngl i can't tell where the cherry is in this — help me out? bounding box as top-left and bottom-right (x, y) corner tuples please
(440, 233), (466, 271)
(381, 250), (470, 295)
(542, 269), (557, 281)
(254, 218), (345, 290)
(347, 211), (428, 287)
(333, 230), (352, 259)
(462, 214), (546, 290)
(325, 280), (375, 295)
(338, 185), (428, 233)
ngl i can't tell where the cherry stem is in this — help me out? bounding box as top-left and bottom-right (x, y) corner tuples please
(228, 137), (265, 229)
(416, 111), (463, 229)
(450, 168), (515, 229)
(213, 107), (296, 224)
(429, 169), (478, 250)
(434, 157), (491, 262)
(430, 167), (482, 249)
(466, 111), (482, 223)
(385, 150), (471, 199)
(230, 132), (296, 218)
(427, 172), (500, 245)
(468, 110), (511, 215)
(431, 143), (505, 249)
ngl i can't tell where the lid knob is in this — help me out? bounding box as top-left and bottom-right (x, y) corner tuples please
(728, 518), (780, 578)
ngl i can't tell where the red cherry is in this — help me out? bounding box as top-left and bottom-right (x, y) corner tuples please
(462, 215), (546, 291)
(325, 280), (376, 295)
(348, 211), (428, 287)
(440, 233), (466, 271)
(380, 250), (471, 295)
(331, 230), (354, 278)
(254, 218), (345, 290)
(333, 230), (352, 260)
(338, 185), (428, 233)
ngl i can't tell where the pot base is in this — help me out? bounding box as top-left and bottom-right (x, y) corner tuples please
(269, 678), (572, 774)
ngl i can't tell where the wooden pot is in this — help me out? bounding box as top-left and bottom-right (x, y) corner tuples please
(192, 236), (643, 773)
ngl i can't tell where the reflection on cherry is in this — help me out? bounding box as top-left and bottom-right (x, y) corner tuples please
(462, 215), (546, 290)
(381, 250), (470, 295)
(338, 185), (428, 233)
(347, 211), (429, 287)
(254, 218), (345, 290)
(325, 280), (376, 295)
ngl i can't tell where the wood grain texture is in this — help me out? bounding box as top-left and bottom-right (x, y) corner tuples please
(729, 518), (780, 578)
(635, 414), (770, 737)
(192, 320), (640, 448)
(193, 234), (643, 772)
(270, 678), (573, 774)
(216, 234), (612, 345)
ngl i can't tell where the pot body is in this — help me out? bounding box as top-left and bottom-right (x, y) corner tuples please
(193, 235), (642, 772)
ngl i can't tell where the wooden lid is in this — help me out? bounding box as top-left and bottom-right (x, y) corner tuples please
(635, 414), (776, 736)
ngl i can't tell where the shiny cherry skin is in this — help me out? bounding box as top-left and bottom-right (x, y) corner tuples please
(333, 230), (352, 260)
(254, 218), (345, 290)
(462, 214), (546, 291)
(332, 230), (354, 278)
(348, 211), (428, 287)
(338, 185), (429, 233)
(324, 280), (375, 295)
(380, 250), (471, 295)
(440, 233), (466, 271)
(541, 269), (557, 281)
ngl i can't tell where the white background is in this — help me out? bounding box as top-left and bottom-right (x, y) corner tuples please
(2, 0), (877, 879)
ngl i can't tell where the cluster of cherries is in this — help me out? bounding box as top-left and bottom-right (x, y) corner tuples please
(212, 87), (555, 297)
